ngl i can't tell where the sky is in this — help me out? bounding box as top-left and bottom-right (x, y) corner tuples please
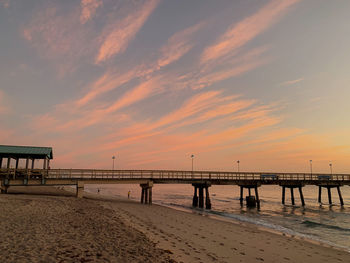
(1, 0), (350, 173)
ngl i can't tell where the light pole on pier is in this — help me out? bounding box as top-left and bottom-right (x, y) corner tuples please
(309, 160), (312, 174)
(237, 160), (240, 173)
(191, 154), (194, 172)
(112, 155), (116, 170)
(329, 162), (333, 175)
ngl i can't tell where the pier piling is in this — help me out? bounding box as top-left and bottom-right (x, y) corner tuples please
(140, 182), (153, 205)
(337, 186), (344, 206)
(205, 186), (211, 209)
(280, 184), (305, 206)
(238, 184), (261, 208)
(298, 187), (305, 206)
(255, 186), (260, 209)
(290, 187), (295, 205)
(192, 183), (211, 209)
(327, 187), (332, 205)
(240, 186), (244, 206)
(318, 186), (322, 203)
(198, 186), (204, 208)
(192, 186), (198, 207)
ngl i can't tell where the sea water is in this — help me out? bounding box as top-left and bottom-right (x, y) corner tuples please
(84, 183), (350, 252)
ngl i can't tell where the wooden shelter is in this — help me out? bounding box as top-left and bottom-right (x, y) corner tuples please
(0, 145), (53, 170)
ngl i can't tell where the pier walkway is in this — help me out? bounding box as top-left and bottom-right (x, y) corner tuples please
(1, 168), (350, 209)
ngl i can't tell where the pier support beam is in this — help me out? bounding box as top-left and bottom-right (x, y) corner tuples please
(205, 186), (211, 209)
(318, 186), (322, 203)
(238, 183), (261, 208)
(255, 186), (260, 209)
(318, 185), (345, 206)
(337, 186), (344, 206)
(192, 182), (211, 209)
(298, 187), (305, 206)
(279, 184), (305, 206)
(140, 181), (153, 205)
(198, 186), (204, 208)
(76, 181), (84, 198)
(240, 186), (244, 206)
(192, 186), (198, 207)
(327, 187), (332, 205)
(290, 187), (295, 205)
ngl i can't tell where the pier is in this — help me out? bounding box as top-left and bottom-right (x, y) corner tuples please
(1, 168), (349, 208)
(1, 145), (349, 209)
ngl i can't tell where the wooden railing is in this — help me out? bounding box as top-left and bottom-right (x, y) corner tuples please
(1, 168), (350, 182)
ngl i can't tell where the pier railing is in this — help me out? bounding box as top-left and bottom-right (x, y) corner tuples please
(1, 168), (350, 183)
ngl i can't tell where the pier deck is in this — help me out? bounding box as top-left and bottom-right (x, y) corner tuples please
(1, 169), (349, 208)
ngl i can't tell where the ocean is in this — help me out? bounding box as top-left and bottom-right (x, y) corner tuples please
(84, 183), (350, 252)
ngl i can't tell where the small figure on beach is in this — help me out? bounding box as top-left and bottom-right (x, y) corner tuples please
(128, 190), (131, 199)
(98, 188), (100, 194)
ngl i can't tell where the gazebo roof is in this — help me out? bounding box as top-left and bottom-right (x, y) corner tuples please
(0, 145), (53, 159)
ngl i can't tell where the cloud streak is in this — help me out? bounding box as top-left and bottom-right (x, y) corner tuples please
(201, 0), (300, 64)
(95, 0), (159, 63)
(80, 0), (102, 24)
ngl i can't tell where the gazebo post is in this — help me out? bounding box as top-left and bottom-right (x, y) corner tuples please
(7, 157), (11, 168)
(31, 158), (35, 169)
(0, 157), (3, 168)
(26, 157), (29, 179)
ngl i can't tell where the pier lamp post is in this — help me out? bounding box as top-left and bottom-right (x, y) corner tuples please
(112, 156), (116, 170)
(329, 162), (333, 175)
(191, 154), (194, 172)
(237, 160), (240, 173)
(309, 160), (312, 175)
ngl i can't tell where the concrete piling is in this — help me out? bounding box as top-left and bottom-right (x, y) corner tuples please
(140, 181), (153, 205)
(192, 182), (211, 209)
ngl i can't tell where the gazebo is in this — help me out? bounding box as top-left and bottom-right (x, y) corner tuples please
(0, 145), (53, 170)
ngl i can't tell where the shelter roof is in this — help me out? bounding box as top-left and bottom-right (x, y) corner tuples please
(0, 145), (53, 159)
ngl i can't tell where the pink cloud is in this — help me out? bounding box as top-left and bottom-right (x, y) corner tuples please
(157, 22), (204, 68)
(75, 68), (138, 107)
(95, 0), (159, 63)
(201, 0), (301, 64)
(80, 0), (102, 24)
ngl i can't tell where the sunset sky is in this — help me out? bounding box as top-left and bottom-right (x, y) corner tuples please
(1, 0), (350, 173)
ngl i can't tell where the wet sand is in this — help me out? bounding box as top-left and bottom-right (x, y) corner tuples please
(1, 187), (350, 263)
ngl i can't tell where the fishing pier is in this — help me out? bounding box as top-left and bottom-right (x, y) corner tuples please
(1, 145), (350, 209)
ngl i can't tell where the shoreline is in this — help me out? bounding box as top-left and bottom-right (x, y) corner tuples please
(3, 186), (350, 262)
(85, 188), (350, 255)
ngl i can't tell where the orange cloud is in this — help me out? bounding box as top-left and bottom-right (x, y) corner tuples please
(95, 0), (159, 63)
(157, 22), (204, 68)
(80, 0), (102, 24)
(201, 0), (301, 64)
(75, 68), (137, 107)
(279, 78), (304, 86)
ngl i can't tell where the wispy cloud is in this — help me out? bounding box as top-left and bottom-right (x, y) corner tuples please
(279, 77), (304, 86)
(157, 22), (204, 68)
(95, 0), (159, 63)
(80, 0), (102, 24)
(201, 0), (300, 64)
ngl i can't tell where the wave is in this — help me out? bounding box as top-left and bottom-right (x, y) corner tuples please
(302, 220), (350, 232)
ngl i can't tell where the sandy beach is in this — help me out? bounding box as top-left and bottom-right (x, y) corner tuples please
(1, 187), (350, 263)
